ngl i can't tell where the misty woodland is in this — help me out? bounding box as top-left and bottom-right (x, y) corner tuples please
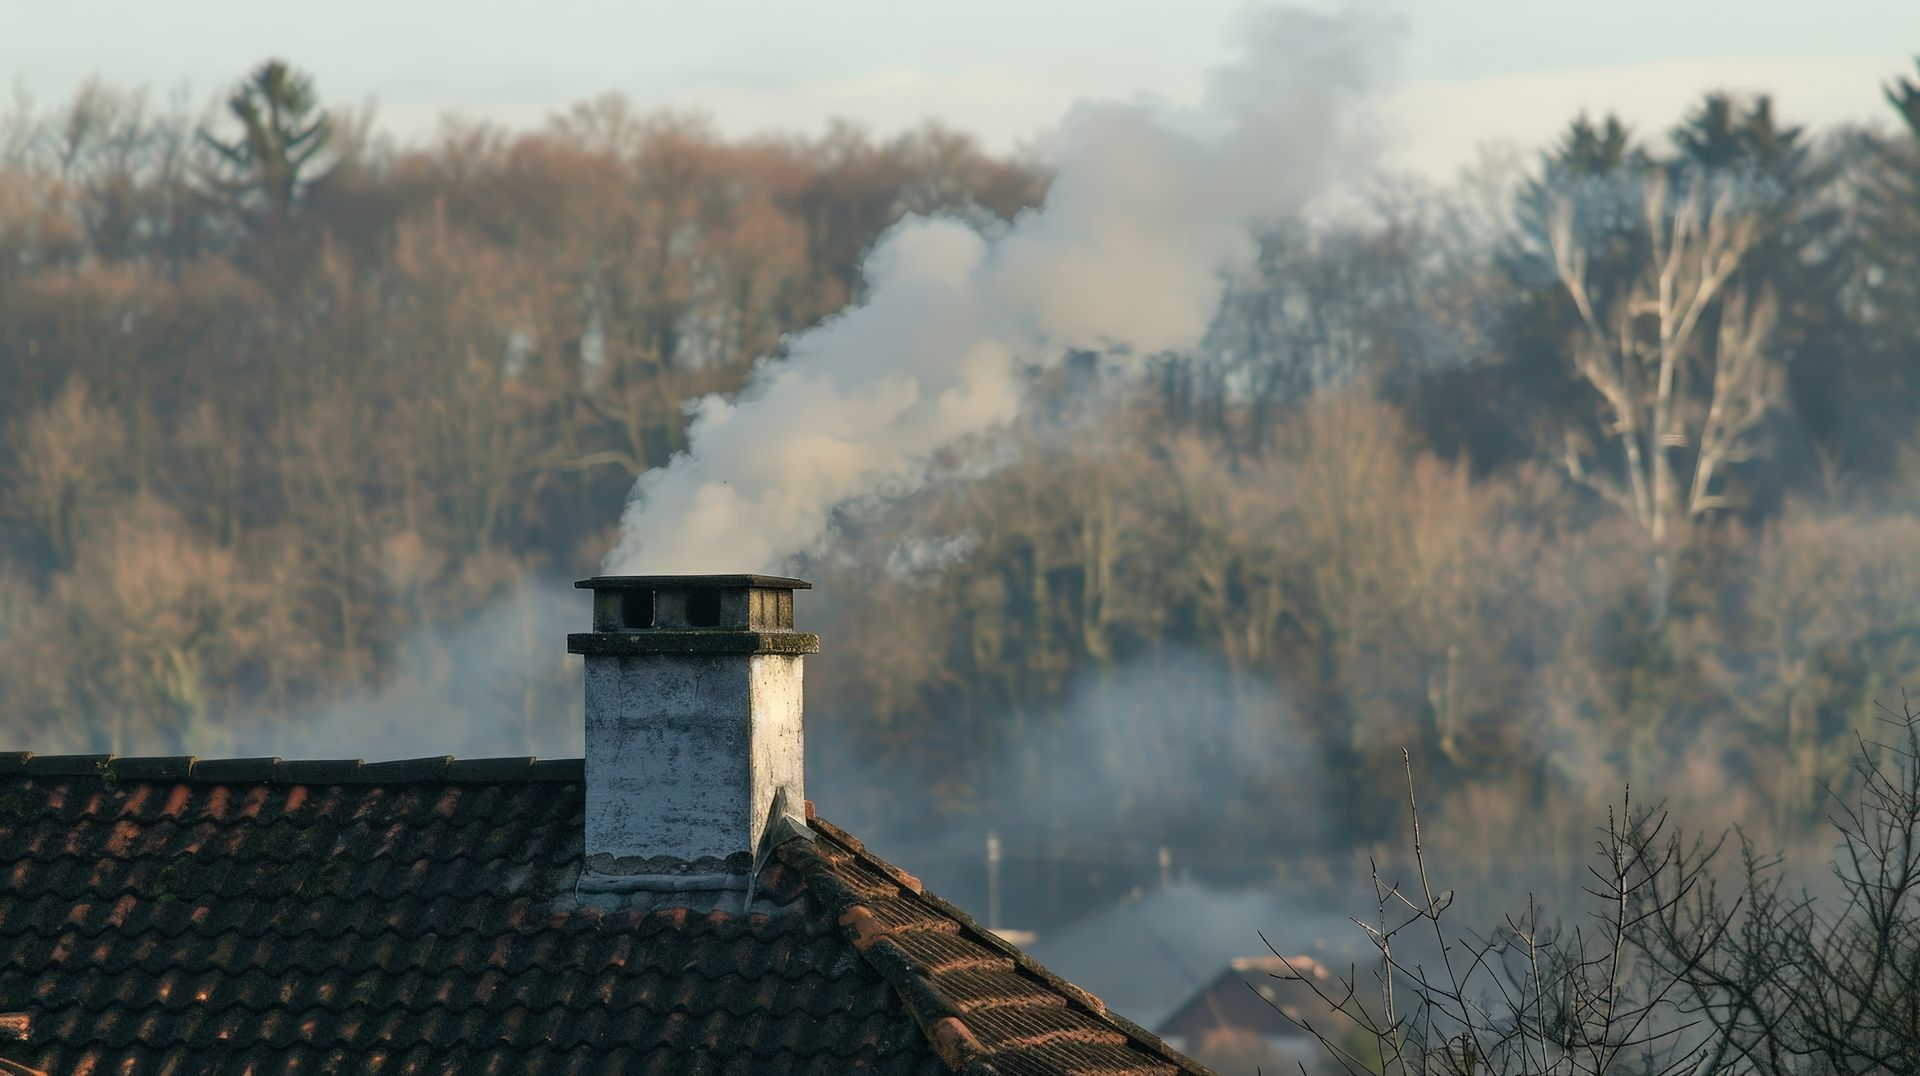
(8, 14), (1920, 1074)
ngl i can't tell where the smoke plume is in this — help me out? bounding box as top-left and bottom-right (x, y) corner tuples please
(228, 580), (587, 761)
(605, 5), (1393, 574)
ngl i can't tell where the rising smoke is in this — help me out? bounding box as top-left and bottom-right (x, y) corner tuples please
(228, 579), (587, 761)
(604, 4), (1395, 574)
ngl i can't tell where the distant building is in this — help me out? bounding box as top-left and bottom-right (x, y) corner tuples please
(1157, 954), (1343, 1065)
(0, 576), (1211, 1074)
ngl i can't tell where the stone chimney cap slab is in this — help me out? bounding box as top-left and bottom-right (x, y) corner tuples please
(569, 631), (820, 656)
(575, 574), (810, 590)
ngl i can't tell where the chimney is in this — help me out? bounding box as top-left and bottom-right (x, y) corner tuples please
(567, 575), (819, 882)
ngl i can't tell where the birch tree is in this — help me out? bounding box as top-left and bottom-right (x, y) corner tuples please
(1549, 171), (1780, 619)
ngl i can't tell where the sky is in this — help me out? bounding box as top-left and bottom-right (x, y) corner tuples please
(6, 0), (1919, 177)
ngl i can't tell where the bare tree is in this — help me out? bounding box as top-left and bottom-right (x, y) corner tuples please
(4, 379), (124, 569)
(1632, 699), (1920, 1074)
(1266, 750), (1717, 1076)
(1548, 171), (1780, 620)
(1280, 696), (1920, 1076)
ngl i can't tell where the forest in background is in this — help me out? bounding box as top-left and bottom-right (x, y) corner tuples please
(7, 60), (1920, 909)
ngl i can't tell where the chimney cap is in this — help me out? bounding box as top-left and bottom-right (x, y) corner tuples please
(575, 574), (810, 591)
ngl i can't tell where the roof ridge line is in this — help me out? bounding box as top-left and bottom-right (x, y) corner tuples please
(776, 832), (999, 1075)
(0, 753), (586, 784)
(790, 815), (1214, 1076)
(803, 817), (1127, 1015)
(904, 872), (1201, 1065)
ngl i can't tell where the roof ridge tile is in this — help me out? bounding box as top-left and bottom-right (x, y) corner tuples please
(444, 758), (534, 781)
(356, 757), (453, 782)
(189, 758), (281, 783)
(271, 760), (365, 784)
(787, 816), (1214, 1075)
(0, 754), (589, 785)
(106, 757), (197, 781)
(526, 759), (585, 782)
(20, 754), (112, 778)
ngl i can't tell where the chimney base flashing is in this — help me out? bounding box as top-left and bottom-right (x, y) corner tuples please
(575, 871), (749, 895)
(582, 850), (753, 876)
(568, 631), (820, 656)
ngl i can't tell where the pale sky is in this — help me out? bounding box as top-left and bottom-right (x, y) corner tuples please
(6, 0), (1918, 176)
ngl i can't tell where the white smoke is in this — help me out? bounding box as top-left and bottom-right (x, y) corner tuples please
(606, 5), (1395, 574)
(227, 580), (587, 761)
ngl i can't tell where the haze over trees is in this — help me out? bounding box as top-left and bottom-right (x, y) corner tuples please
(4, 57), (1920, 907)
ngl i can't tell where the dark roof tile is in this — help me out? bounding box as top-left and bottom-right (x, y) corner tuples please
(0, 755), (1207, 1074)
(527, 759), (586, 782)
(189, 758), (283, 783)
(444, 757), (536, 782)
(20, 756), (111, 779)
(270, 760), (366, 785)
(106, 757), (197, 782)
(356, 757), (452, 782)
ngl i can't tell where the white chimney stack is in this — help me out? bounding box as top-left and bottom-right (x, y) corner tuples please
(568, 575), (818, 883)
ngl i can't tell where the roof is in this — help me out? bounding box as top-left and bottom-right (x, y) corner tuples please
(0, 752), (1211, 1076)
(1156, 955), (1336, 1043)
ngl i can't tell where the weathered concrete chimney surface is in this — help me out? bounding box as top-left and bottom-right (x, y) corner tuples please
(568, 575), (818, 882)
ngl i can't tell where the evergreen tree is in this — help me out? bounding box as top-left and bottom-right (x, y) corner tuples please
(1510, 113), (1655, 348)
(199, 60), (332, 236)
(1849, 61), (1920, 470)
(1867, 65), (1920, 327)
(1413, 115), (1653, 472)
(1670, 93), (1854, 488)
(1890, 59), (1920, 133)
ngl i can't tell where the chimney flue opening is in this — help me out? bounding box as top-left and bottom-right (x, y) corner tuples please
(620, 588), (656, 630)
(685, 589), (721, 628)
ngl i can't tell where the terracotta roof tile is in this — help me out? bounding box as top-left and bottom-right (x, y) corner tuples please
(0, 753), (1208, 1074)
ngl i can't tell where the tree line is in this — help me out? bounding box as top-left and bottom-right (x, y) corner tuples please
(5, 60), (1920, 885)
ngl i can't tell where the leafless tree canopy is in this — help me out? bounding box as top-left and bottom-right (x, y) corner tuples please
(1282, 702), (1920, 1076)
(3, 67), (1920, 906)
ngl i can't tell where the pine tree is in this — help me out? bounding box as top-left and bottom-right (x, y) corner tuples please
(1400, 115), (1654, 471)
(1848, 62), (1920, 469)
(1670, 93), (1853, 485)
(1866, 64), (1920, 328)
(1494, 115), (1656, 456)
(199, 60), (332, 236)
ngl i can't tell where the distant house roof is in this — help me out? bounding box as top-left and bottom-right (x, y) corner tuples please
(0, 753), (1210, 1075)
(1156, 955), (1337, 1046)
